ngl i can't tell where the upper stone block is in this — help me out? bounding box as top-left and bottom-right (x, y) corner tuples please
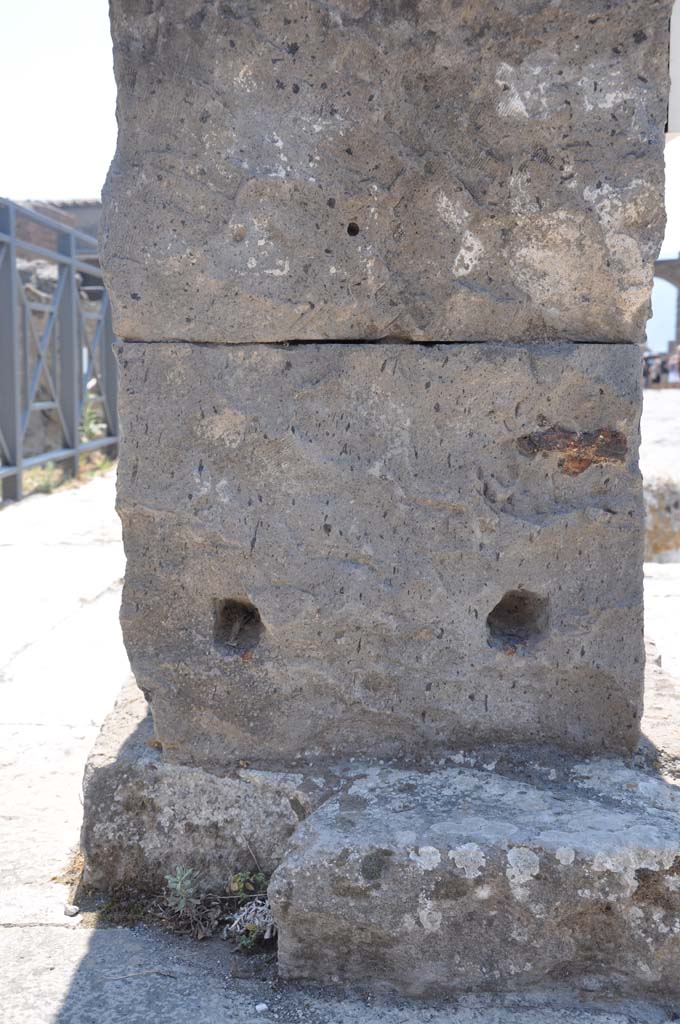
(103, 0), (670, 344)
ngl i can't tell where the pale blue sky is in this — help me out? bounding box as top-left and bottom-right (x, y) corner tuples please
(0, 0), (676, 350)
(0, 0), (116, 201)
(649, 137), (680, 352)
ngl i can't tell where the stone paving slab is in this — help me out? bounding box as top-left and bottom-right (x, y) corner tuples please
(641, 389), (680, 562)
(0, 472), (125, 667)
(1, 926), (676, 1024)
(640, 391), (680, 486)
(645, 566), (680, 685)
(0, 471), (129, 929)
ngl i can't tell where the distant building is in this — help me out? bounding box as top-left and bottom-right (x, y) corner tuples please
(654, 257), (680, 354)
(16, 199), (101, 251)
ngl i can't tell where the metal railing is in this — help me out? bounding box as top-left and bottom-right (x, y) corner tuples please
(0, 197), (118, 501)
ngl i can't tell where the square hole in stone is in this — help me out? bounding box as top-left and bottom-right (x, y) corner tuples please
(214, 599), (263, 654)
(486, 590), (549, 652)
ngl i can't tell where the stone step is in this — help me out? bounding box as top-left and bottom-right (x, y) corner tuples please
(269, 762), (680, 999)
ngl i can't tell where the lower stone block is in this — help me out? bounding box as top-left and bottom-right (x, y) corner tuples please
(80, 681), (331, 890)
(81, 657), (680, 999)
(117, 341), (643, 767)
(269, 763), (680, 998)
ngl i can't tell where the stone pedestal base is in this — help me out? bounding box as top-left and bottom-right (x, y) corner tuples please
(82, 660), (680, 1000)
(270, 763), (680, 998)
(80, 680), (332, 890)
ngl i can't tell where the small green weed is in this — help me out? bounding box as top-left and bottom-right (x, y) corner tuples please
(158, 866), (275, 948)
(80, 400), (107, 443)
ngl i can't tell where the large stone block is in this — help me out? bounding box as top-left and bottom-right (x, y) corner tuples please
(116, 341), (643, 768)
(81, 679), (332, 890)
(269, 761), (680, 998)
(102, 0), (670, 345)
(81, 647), (680, 914)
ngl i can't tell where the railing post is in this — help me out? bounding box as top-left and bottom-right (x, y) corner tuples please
(0, 203), (22, 501)
(57, 230), (80, 478)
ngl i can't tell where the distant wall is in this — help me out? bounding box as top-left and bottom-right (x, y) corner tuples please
(16, 200), (101, 252)
(670, 0), (680, 131)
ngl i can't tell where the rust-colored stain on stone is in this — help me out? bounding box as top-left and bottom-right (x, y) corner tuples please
(516, 426), (627, 476)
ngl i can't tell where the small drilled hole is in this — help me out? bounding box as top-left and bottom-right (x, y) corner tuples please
(486, 590), (548, 652)
(214, 599), (263, 654)
(347, 222), (360, 236)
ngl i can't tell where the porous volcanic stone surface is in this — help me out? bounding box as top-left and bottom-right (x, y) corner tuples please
(80, 644), (680, 911)
(116, 341), (644, 767)
(102, 0), (670, 345)
(269, 763), (680, 998)
(80, 680), (332, 890)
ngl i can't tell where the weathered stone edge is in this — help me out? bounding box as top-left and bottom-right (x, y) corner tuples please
(80, 679), (338, 890)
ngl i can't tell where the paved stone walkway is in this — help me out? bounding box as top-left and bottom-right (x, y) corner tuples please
(1, 388), (680, 1022)
(1, 470), (128, 928)
(641, 387), (680, 680)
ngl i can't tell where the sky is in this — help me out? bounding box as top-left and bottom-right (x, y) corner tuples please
(649, 137), (680, 352)
(0, 0), (117, 201)
(0, 0), (677, 351)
